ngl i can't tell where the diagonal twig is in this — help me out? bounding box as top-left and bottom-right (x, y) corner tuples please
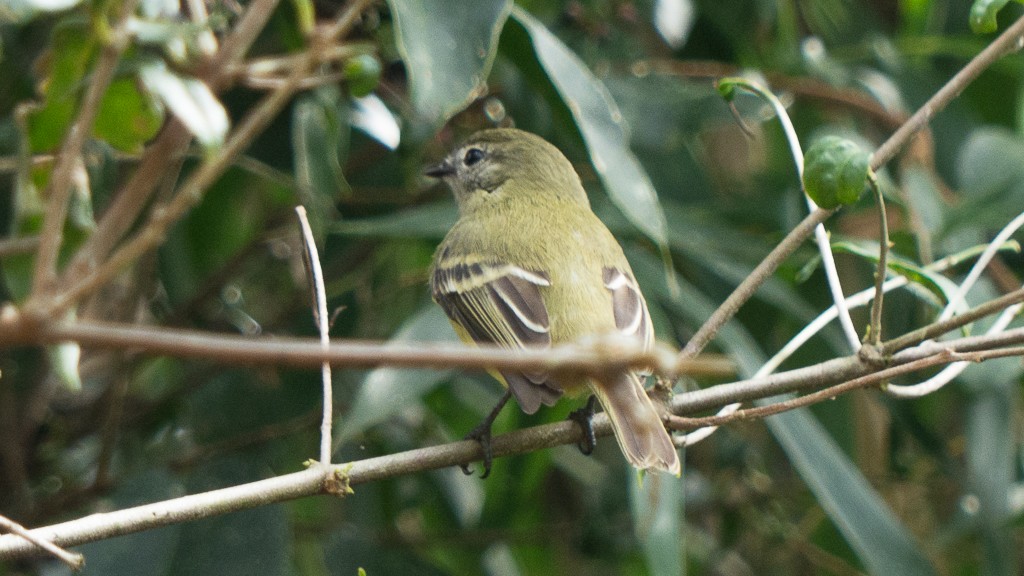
(0, 513), (84, 569)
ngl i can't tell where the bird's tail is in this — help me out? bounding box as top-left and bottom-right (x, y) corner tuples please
(591, 373), (681, 476)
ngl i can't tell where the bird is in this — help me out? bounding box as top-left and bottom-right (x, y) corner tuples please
(427, 127), (680, 478)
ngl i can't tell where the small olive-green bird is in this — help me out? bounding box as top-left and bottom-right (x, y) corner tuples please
(427, 128), (680, 476)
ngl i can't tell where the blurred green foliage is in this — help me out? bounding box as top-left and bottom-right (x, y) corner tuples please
(2, 0), (1024, 575)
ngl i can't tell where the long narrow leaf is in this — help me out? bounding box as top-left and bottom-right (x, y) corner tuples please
(506, 8), (670, 252)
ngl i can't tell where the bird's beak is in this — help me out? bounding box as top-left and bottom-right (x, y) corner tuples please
(424, 159), (456, 178)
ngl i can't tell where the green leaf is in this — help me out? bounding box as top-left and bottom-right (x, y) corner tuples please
(831, 240), (961, 309)
(957, 128), (1024, 196)
(969, 0), (1014, 34)
(171, 457), (289, 576)
(47, 21), (95, 98)
(26, 22), (96, 151)
(138, 60), (228, 149)
(388, 0), (511, 126)
(766, 409), (937, 576)
(330, 201), (456, 239)
(948, 128), (1024, 234)
(803, 135), (871, 209)
(901, 166), (945, 235)
(27, 98), (76, 152)
(333, 305), (459, 447)
(292, 86), (349, 240)
(0, 0), (84, 23)
(507, 8), (670, 251)
(632, 248), (935, 575)
(962, 359), (1020, 575)
(94, 77), (164, 153)
(630, 469), (684, 576)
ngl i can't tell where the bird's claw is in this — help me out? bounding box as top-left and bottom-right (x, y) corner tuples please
(567, 395), (598, 456)
(461, 422), (495, 478)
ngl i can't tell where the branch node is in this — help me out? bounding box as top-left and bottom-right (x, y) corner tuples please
(857, 343), (887, 369)
(322, 464), (354, 497)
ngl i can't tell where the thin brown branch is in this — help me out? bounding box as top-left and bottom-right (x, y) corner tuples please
(676, 13), (1024, 363)
(42, 0), (378, 318)
(679, 206), (836, 359)
(29, 4), (134, 304)
(673, 321), (1024, 416)
(241, 72), (346, 90)
(60, 0), (282, 291)
(881, 286), (1024, 354)
(206, 0), (284, 89)
(870, 14), (1024, 169)
(671, 345), (1024, 430)
(865, 173), (888, 346)
(0, 315), (732, 378)
(0, 236), (40, 258)
(0, 304), (1018, 417)
(670, 353), (953, 429)
(226, 42), (374, 90)
(0, 513), (84, 569)
(60, 122), (191, 287)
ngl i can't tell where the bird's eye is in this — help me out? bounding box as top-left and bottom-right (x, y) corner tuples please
(463, 148), (485, 166)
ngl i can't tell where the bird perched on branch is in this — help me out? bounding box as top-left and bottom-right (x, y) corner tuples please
(427, 128), (680, 478)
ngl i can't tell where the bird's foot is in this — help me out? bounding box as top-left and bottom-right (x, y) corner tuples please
(461, 389), (512, 478)
(567, 395), (598, 456)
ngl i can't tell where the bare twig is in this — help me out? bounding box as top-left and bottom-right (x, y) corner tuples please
(865, 173), (888, 346)
(59, 0), (283, 292)
(722, 77), (861, 349)
(678, 206), (836, 360)
(0, 513), (84, 569)
(28, 3), (135, 306)
(870, 14), (1024, 169)
(0, 236), (40, 258)
(61, 122), (191, 282)
(881, 286), (1024, 354)
(885, 300), (1024, 398)
(207, 0), (284, 88)
(0, 315), (732, 378)
(0, 305), (1017, 415)
(678, 12), (1024, 363)
(671, 345), (1024, 430)
(295, 206), (333, 464)
(41, 0), (377, 317)
(674, 324), (1024, 417)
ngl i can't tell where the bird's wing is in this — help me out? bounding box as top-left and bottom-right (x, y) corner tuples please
(431, 261), (561, 413)
(603, 267), (654, 350)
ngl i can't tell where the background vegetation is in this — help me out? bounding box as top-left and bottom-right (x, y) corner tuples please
(2, 0), (1024, 574)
